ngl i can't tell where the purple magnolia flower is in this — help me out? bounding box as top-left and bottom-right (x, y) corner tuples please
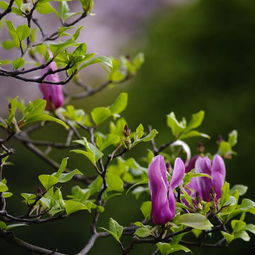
(185, 155), (199, 173)
(39, 61), (64, 110)
(188, 155), (226, 201)
(148, 155), (185, 225)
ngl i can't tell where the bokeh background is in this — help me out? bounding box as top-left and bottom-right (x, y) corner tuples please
(0, 0), (255, 254)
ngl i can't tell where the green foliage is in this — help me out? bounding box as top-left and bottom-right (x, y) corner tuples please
(72, 138), (103, 165)
(0, 1), (255, 253)
(175, 213), (213, 230)
(157, 243), (191, 255)
(101, 218), (124, 243)
(3, 98), (68, 131)
(167, 111), (209, 140)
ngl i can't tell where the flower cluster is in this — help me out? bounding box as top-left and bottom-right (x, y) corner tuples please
(148, 154), (226, 225)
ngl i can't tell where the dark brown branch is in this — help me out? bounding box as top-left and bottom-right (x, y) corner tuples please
(20, 140), (90, 184)
(0, 230), (66, 255)
(15, 134), (80, 149)
(0, 0), (14, 19)
(69, 76), (130, 100)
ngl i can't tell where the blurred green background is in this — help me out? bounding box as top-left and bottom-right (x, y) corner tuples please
(1, 0), (255, 254)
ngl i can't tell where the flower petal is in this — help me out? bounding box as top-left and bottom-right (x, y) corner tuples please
(170, 157), (185, 189)
(148, 156), (172, 225)
(211, 155), (226, 200)
(195, 156), (213, 201)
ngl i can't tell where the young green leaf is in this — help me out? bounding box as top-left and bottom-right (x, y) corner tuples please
(109, 92), (128, 114)
(157, 243), (191, 255)
(230, 185), (248, 196)
(101, 218), (123, 243)
(38, 175), (59, 190)
(185, 111), (205, 132)
(167, 112), (186, 138)
(106, 173), (124, 192)
(65, 200), (87, 215)
(91, 107), (112, 125)
(12, 57), (25, 69)
(175, 213), (213, 230)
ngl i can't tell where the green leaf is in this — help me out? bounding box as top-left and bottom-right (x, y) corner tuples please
(2, 192), (13, 198)
(134, 227), (151, 238)
(6, 20), (19, 46)
(0, 1), (8, 10)
(140, 201), (151, 219)
(132, 129), (158, 147)
(25, 113), (68, 129)
(0, 221), (7, 230)
(180, 130), (210, 140)
(183, 172), (212, 186)
(72, 138), (103, 165)
(2, 40), (17, 49)
(231, 220), (246, 232)
(185, 111), (205, 131)
(79, 0), (94, 13)
(106, 173), (124, 192)
(220, 182), (230, 207)
(175, 213), (212, 230)
(235, 231), (250, 242)
(79, 56), (112, 71)
(101, 218), (123, 243)
(228, 130), (238, 146)
(167, 112), (186, 138)
(221, 231), (234, 244)
(132, 52), (144, 69)
(109, 93), (128, 114)
(38, 175), (58, 190)
(14, 0), (22, 8)
(88, 176), (103, 195)
(239, 199), (255, 211)
(58, 169), (83, 183)
(246, 224), (255, 234)
(91, 107), (112, 125)
(157, 243), (191, 255)
(230, 185), (248, 196)
(54, 157), (69, 178)
(21, 193), (36, 205)
(0, 181), (8, 192)
(65, 200), (87, 215)
(16, 24), (30, 41)
(12, 57), (25, 69)
(36, 1), (57, 15)
(97, 134), (120, 151)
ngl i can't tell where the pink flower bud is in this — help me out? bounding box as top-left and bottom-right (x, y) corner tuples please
(39, 62), (64, 110)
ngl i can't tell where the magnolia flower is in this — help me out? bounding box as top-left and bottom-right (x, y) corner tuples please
(188, 155), (226, 201)
(39, 61), (64, 110)
(148, 155), (185, 225)
(185, 155), (199, 173)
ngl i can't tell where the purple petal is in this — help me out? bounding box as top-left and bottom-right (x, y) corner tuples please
(39, 62), (64, 110)
(167, 188), (176, 220)
(148, 156), (172, 224)
(211, 155), (226, 200)
(195, 156), (213, 201)
(170, 157), (185, 189)
(185, 155), (199, 173)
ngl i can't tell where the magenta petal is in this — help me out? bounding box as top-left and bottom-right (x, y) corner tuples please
(211, 155), (226, 200)
(167, 188), (176, 220)
(148, 156), (172, 225)
(170, 157), (185, 189)
(195, 157), (213, 201)
(185, 155), (199, 173)
(39, 62), (64, 110)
